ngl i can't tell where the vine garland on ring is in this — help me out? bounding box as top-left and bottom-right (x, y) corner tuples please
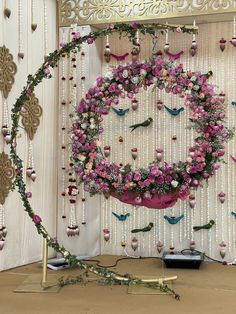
(9, 23), (198, 299)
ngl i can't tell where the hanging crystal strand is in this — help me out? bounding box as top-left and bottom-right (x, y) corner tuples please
(220, 34), (225, 246)
(164, 22), (169, 52)
(26, 140), (36, 181)
(43, 0), (48, 58)
(3, 0), (11, 19)
(231, 20), (236, 252)
(31, 0), (37, 32)
(18, 0), (24, 59)
(0, 204), (7, 239)
(2, 98), (11, 144)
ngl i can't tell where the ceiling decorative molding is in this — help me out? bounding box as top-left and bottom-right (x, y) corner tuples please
(0, 45), (17, 99)
(0, 152), (15, 205)
(58, 0), (236, 27)
(20, 93), (43, 140)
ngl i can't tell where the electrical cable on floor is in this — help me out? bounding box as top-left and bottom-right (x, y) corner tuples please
(83, 248), (235, 269)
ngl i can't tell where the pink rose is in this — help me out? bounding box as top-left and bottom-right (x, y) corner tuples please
(33, 215), (42, 224)
(176, 27), (182, 33)
(130, 22), (138, 29)
(87, 37), (94, 44)
(73, 32), (81, 40)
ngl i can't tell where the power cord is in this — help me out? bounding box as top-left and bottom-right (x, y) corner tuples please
(84, 248), (234, 268)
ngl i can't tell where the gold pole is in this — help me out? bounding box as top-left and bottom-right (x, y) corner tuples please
(42, 238), (48, 284)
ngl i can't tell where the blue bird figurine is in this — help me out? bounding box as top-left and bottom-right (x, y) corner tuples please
(231, 212), (236, 218)
(232, 102), (236, 106)
(112, 107), (129, 116)
(164, 105), (184, 116)
(112, 212), (130, 221)
(164, 214), (184, 225)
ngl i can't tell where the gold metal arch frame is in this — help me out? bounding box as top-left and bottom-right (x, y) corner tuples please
(58, 0), (236, 27)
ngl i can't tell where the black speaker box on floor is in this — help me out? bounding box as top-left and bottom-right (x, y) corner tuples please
(162, 251), (204, 269)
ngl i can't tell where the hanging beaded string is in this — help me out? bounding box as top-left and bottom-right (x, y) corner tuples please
(18, 0), (23, 58)
(60, 28), (67, 219)
(102, 32), (111, 247)
(0, 203), (7, 248)
(26, 140), (36, 181)
(66, 25), (79, 236)
(79, 26), (87, 225)
(219, 23), (225, 246)
(31, 0), (36, 31)
(43, 0), (48, 58)
(2, 98), (10, 142)
(225, 21), (231, 252)
(230, 20), (236, 252)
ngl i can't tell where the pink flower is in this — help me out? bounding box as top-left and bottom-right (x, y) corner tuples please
(44, 68), (50, 77)
(179, 186), (190, 200)
(26, 88), (33, 94)
(73, 32), (81, 40)
(26, 191), (32, 198)
(87, 37), (94, 44)
(33, 214), (42, 224)
(176, 27), (182, 33)
(130, 22), (138, 29)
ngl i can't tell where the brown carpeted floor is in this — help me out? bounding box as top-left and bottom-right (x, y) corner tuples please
(1, 255), (236, 314)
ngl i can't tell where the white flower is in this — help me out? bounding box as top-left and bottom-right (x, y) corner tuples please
(186, 157), (192, 163)
(82, 113), (88, 117)
(105, 71), (113, 80)
(140, 69), (147, 77)
(81, 123), (87, 129)
(131, 76), (139, 84)
(78, 154), (86, 161)
(190, 76), (196, 81)
(90, 124), (95, 129)
(171, 180), (179, 188)
(122, 69), (128, 78)
(90, 118), (95, 123)
(193, 85), (199, 90)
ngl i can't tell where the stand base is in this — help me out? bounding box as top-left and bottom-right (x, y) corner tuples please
(14, 274), (61, 293)
(127, 275), (176, 295)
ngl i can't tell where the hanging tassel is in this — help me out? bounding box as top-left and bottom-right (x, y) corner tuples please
(131, 237), (138, 251)
(0, 204), (7, 249)
(104, 45), (111, 63)
(103, 228), (110, 241)
(156, 240), (163, 254)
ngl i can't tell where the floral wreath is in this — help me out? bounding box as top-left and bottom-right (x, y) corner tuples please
(71, 56), (232, 209)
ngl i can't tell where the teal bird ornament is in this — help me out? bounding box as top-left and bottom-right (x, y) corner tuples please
(131, 222), (154, 233)
(231, 212), (236, 218)
(112, 212), (130, 221)
(164, 105), (184, 116)
(232, 102), (236, 106)
(193, 220), (215, 231)
(164, 214), (184, 225)
(112, 107), (129, 116)
(129, 117), (153, 132)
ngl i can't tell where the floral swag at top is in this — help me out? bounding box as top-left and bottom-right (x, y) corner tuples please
(71, 56), (232, 209)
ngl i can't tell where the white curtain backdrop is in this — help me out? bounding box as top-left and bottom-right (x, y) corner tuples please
(0, 0), (57, 271)
(58, 21), (236, 262)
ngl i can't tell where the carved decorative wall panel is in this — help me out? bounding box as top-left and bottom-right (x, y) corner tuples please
(0, 152), (15, 205)
(0, 46), (17, 99)
(20, 94), (43, 140)
(58, 0), (236, 26)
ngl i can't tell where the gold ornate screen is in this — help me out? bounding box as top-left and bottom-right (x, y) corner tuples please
(58, 0), (236, 27)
